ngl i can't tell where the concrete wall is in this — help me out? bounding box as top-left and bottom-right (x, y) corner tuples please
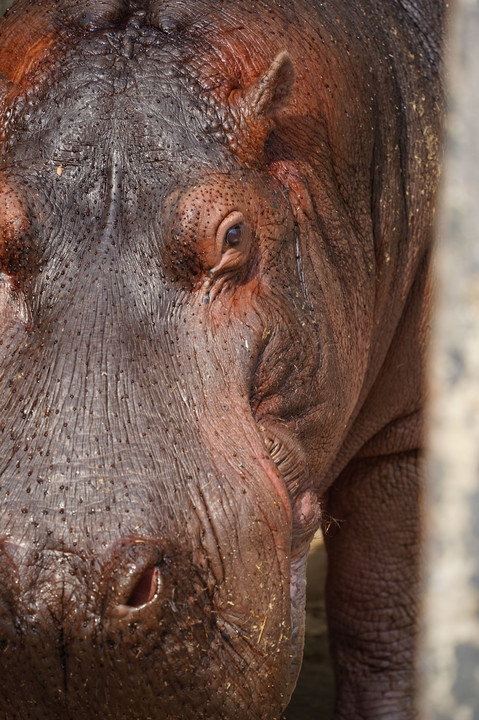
(420, 0), (479, 716)
(0, 0), (14, 17)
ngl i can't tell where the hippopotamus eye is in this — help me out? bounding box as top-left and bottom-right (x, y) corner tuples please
(165, 186), (254, 288)
(224, 224), (243, 247)
(216, 211), (248, 254)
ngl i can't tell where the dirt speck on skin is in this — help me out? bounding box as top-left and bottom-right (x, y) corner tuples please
(284, 534), (335, 720)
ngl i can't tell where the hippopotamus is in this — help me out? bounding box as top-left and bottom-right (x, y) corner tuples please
(0, 0), (444, 717)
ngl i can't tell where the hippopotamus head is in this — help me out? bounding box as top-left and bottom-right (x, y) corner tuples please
(0, 0), (439, 718)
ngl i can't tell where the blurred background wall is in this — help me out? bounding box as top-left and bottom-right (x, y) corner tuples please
(0, 0), (13, 16)
(420, 0), (479, 716)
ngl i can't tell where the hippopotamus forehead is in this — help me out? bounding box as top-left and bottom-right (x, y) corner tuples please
(4, 32), (230, 172)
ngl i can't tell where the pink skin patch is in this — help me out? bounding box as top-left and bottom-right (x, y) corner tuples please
(257, 450), (321, 691)
(293, 490), (318, 533)
(257, 452), (293, 526)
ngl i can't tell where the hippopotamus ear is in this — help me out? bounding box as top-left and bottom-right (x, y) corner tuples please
(227, 51), (295, 163)
(240, 51), (295, 119)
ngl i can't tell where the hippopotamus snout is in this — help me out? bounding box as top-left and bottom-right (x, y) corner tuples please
(0, 537), (177, 630)
(0, 535), (223, 718)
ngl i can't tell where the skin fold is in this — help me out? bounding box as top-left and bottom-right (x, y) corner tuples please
(0, 1), (445, 718)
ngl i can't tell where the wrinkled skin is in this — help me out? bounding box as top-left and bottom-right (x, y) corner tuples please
(0, 1), (444, 718)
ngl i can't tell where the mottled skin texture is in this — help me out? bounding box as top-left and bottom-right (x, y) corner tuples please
(0, 1), (444, 718)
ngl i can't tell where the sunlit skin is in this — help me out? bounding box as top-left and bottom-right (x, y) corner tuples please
(0, 1), (445, 718)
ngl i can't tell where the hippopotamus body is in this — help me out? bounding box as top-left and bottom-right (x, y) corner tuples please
(0, 0), (444, 718)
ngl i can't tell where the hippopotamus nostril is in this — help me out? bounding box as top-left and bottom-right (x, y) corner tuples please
(105, 538), (164, 618)
(112, 565), (160, 618)
(126, 565), (159, 607)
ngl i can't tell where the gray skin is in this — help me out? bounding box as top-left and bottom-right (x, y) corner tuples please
(0, 1), (445, 718)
